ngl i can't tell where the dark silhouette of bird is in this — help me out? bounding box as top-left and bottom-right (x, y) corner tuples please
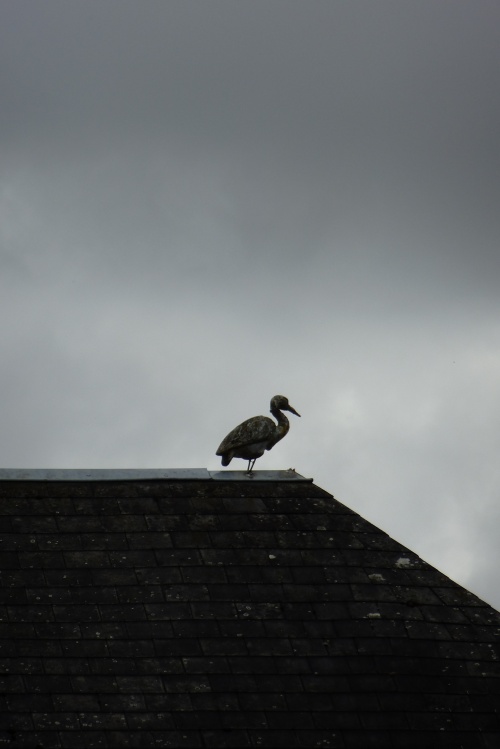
(216, 395), (300, 473)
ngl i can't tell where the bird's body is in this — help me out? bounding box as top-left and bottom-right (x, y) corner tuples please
(216, 395), (300, 473)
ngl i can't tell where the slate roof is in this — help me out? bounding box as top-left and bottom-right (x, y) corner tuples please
(1, 470), (499, 748)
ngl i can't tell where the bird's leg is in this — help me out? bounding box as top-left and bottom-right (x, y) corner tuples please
(246, 459), (256, 476)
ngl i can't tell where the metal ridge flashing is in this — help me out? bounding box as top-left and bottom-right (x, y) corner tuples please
(210, 470), (311, 481)
(0, 468), (311, 482)
(0, 469), (210, 481)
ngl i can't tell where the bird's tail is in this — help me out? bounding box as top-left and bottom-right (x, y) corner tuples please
(221, 455), (231, 467)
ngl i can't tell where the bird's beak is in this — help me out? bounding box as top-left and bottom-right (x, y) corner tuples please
(287, 405), (301, 417)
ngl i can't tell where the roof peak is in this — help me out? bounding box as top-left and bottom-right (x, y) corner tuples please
(0, 468), (311, 482)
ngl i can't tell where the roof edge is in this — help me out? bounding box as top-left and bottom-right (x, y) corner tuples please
(210, 470), (312, 482)
(0, 468), (312, 482)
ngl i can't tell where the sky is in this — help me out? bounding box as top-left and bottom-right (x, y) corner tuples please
(1, 1), (499, 609)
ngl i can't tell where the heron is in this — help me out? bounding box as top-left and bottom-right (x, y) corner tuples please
(216, 395), (300, 473)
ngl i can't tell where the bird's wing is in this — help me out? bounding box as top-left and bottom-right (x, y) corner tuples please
(216, 416), (275, 455)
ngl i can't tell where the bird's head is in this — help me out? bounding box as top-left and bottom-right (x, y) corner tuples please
(270, 395), (301, 417)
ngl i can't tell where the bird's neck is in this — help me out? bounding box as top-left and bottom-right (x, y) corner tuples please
(270, 407), (290, 443)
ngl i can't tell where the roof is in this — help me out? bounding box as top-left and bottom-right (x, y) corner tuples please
(1, 470), (499, 748)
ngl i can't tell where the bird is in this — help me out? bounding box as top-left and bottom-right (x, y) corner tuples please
(216, 395), (301, 474)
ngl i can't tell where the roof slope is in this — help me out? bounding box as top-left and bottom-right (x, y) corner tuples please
(1, 473), (499, 748)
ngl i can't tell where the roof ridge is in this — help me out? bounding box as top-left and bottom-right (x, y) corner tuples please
(0, 468), (311, 482)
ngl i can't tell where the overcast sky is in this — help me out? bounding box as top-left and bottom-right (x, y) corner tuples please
(1, 1), (499, 609)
